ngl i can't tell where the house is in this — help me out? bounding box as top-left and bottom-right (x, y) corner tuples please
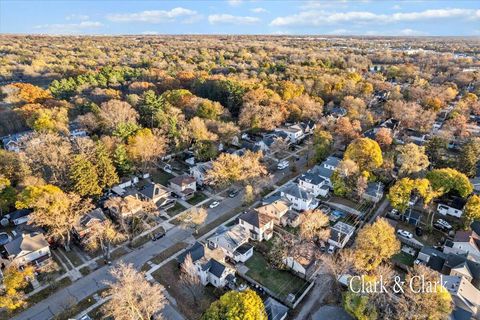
(0, 131), (33, 153)
(176, 242), (236, 288)
(72, 208), (108, 243)
(403, 209), (422, 226)
(264, 297), (289, 320)
(443, 231), (480, 263)
(328, 222), (355, 249)
(362, 182), (384, 203)
(7, 209), (32, 225)
(106, 194), (144, 219)
(330, 106), (347, 118)
(297, 172), (329, 197)
(207, 225), (253, 263)
(470, 177), (480, 194)
(238, 210), (274, 242)
(442, 275), (480, 318)
(3, 231), (51, 268)
(437, 197), (467, 218)
(255, 200), (290, 225)
(283, 241), (321, 280)
(312, 156), (341, 188)
(404, 129), (428, 145)
(300, 120), (316, 136)
(417, 246), (448, 272)
(281, 184), (319, 212)
(138, 181), (170, 205)
(274, 124), (305, 144)
(169, 175), (196, 200)
(190, 161), (213, 186)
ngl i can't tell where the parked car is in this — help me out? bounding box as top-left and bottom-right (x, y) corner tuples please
(327, 245), (335, 254)
(152, 232), (166, 241)
(277, 160), (289, 170)
(0, 232), (11, 246)
(209, 201), (220, 208)
(228, 189), (239, 198)
(434, 219), (452, 231)
(397, 229), (413, 239)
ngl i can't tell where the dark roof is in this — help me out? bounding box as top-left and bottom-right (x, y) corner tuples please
(139, 181), (168, 200)
(79, 208), (107, 227)
(169, 175), (196, 186)
(204, 258), (227, 278)
(264, 297), (289, 320)
(445, 253), (480, 286)
(4, 232), (49, 256)
(262, 192), (283, 205)
(282, 184), (311, 200)
(298, 172), (325, 185)
(9, 209), (32, 221)
(235, 243), (253, 255)
(451, 307), (473, 320)
(439, 196), (467, 210)
(472, 221), (480, 235)
(177, 242), (205, 264)
(239, 210), (272, 228)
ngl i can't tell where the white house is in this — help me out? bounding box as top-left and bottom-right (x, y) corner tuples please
(169, 175), (196, 200)
(442, 275), (480, 318)
(0, 131), (33, 153)
(437, 197), (466, 218)
(138, 181), (171, 205)
(274, 124), (305, 144)
(207, 225), (253, 263)
(190, 161), (213, 186)
(297, 172), (329, 197)
(443, 231), (480, 263)
(312, 156), (341, 188)
(238, 210), (274, 242)
(328, 222), (355, 249)
(362, 182), (384, 203)
(3, 232), (51, 268)
(281, 184), (319, 212)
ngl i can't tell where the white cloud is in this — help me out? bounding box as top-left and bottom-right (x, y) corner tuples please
(107, 7), (200, 23)
(271, 8), (480, 27)
(228, 0), (242, 6)
(34, 21), (103, 34)
(142, 31), (159, 35)
(208, 14), (260, 25)
(398, 28), (427, 36)
(251, 7), (267, 14)
(65, 14), (89, 21)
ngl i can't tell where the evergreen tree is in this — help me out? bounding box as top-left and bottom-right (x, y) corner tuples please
(95, 143), (119, 189)
(69, 154), (102, 197)
(113, 144), (133, 176)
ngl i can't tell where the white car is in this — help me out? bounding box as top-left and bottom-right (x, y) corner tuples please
(434, 219), (452, 231)
(209, 201), (220, 208)
(397, 229), (413, 239)
(327, 245), (335, 254)
(277, 160), (289, 170)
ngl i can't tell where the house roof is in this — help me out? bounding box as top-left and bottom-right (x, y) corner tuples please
(192, 161), (213, 174)
(330, 222), (355, 244)
(4, 232), (49, 256)
(208, 224), (248, 252)
(323, 156), (341, 167)
(235, 243), (253, 255)
(239, 210), (273, 229)
(79, 208), (107, 227)
(472, 221), (480, 236)
(169, 175), (196, 186)
(177, 242), (205, 264)
(298, 172), (325, 186)
(445, 254), (480, 286)
(139, 182), (169, 200)
(255, 200), (289, 217)
(262, 192), (283, 205)
(203, 258), (227, 278)
(288, 241), (320, 268)
(442, 275), (480, 312)
(9, 209), (32, 221)
(282, 184), (312, 201)
(365, 182), (384, 198)
(264, 297), (289, 320)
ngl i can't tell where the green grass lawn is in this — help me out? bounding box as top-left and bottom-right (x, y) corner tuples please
(151, 170), (175, 186)
(62, 249), (83, 267)
(187, 192), (208, 205)
(391, 251), (415, 267)
(245, 251), (308, 300)
(166, 202), (186, 217)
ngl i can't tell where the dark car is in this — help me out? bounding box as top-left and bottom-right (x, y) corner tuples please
(152, 232), (166, 241)
(228, 189), (239, 198)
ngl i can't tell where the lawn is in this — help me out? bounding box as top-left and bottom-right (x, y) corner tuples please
(129, 225), (165, 249)
(152, 260), (221, 320)
(245, 251), (308, 300)
(28, 277), (72, 305)
(150, 241), (189, 265)
(151, 170), (175, 186)
(391, 251), (415, 267)
(166, 202), (186, 217)
(187, 192), (208, 205)
(62, 248), (83, 267)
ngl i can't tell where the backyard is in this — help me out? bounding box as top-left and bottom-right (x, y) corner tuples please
(245, 251), (309, 301)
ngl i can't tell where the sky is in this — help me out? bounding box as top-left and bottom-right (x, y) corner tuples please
(1, 0), (479, 36)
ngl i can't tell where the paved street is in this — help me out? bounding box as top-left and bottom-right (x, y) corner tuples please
(13, 144), (313, 320)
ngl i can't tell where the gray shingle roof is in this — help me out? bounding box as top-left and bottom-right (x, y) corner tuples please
(4, 232), (49, 256)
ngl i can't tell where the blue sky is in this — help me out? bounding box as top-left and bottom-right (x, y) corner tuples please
(1, 1), (479, 36)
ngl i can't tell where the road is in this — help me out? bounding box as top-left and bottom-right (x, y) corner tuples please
(13, 144), (313, 320)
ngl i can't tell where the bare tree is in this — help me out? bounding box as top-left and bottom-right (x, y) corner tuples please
(83, 220), (126, 260)
(179, 254), (204, 306)
(102, 263), (166, 320)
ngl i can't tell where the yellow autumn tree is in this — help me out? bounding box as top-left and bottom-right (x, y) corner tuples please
(344, 138), (383, 173)
(202, 289), (267, 320)
(353, 218), (400, 272)
(0, 265), (34, 311)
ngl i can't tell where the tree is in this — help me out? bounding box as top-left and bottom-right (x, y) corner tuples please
(463, 195), (480, 229)
(458, 137), (480, 177)
(9, 83), (51, 103)
(0, 176), (16, 215)
(98, 99), (139, 133)
(102, 263), (166, 320)
(127, 128), (166, 172)
(83, 220), (125, 260)
(343, 290), (378, 320)
(16, 185), (92, 248)
(113, 144), (133, 176)
(180, 254), (204, 306)
(196, 99), (225, 120)
(202, 289), (267, 320)
(313, 129), (333, 162)
(0, 265), (35, 312)
(299, 210), (330, 242)
(0, 150), (31, 185)
(374, 128), (392, 147)
(206, 151), (267, 188)
(344, 138), (383, 172)
(396, 143), (430, 177)
(353, 218), (400, 272)
(190, 207), (208, 229)
(239, 88), (286, 131)
(426, 168), (473, 198)
(193, 140), (218, 162)
(388, 178), (415, 212)
(243, 184), (254, 204)
(69, 154), (102, 197)
(333, 117), (362, 144)
(395, 265), (452, 320)
(95, 142), (119, 189)
(267, 236), (287, 269)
